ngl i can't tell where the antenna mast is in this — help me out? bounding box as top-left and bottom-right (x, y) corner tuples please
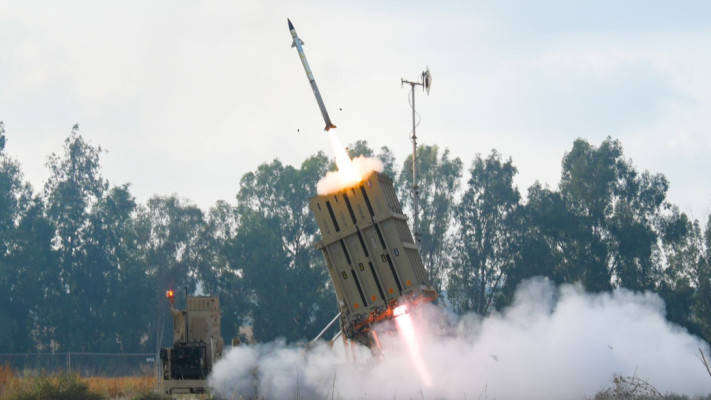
(401, 68), (431, 247)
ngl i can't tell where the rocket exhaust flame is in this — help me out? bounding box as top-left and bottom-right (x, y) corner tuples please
(393, 305), (408, 317)
(395, 311), (431, 387)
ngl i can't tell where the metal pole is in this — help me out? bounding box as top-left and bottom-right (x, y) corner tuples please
(411, 83), (419, 245)
(402, 70), (429, 246)
(184, 286), (189, 342)
(311, 312), (341, 343)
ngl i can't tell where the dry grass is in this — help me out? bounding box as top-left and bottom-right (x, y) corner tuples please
(0, 363), (159, 400)
(84, 375), (157, 398)
(0, 362), (20, 397)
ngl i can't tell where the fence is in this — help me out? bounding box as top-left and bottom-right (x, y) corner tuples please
(0, 352), (159, 377)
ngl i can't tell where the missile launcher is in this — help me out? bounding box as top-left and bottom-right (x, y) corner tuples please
(309, 171), (437, 347)
(160, 294), (224, 396)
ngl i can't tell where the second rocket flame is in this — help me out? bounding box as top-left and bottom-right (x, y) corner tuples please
(288, 18), (336, 132)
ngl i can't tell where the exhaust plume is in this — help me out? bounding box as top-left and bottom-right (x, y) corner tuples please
(316, 131), (384, 195)
(210, 278), (711, 399)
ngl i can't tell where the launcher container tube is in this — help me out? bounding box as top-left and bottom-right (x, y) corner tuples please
(309, 171), (437, 347)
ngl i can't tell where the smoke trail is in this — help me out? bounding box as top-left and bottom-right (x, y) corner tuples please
(328, 130), (360, 185)
(209, 278), (711, 399)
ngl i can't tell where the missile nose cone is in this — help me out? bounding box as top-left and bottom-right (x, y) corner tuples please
(288, 18), (294, 30)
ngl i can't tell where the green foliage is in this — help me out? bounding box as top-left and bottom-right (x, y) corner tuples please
(398, 144), (463, 292)
(0, 121), (33, 352)
(447, 150), (519, 315)
(693, 215), (711, 343)
(500, 183), (567, 305)
(558, 137), (620, 290)
(224, 211), (294, 340)
(41, 126), (110, 351)
(228, 154), (334, 342)
(135, 194), (215, 351)
(203, 200), (245, 341)
(0, 121), (6, 153)
(0, 123), (710, 354)
(556, 137), (671, 292)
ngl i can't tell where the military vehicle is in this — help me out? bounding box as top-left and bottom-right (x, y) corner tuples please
(159, 292), (223, 397)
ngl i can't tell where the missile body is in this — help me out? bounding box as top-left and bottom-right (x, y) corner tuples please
(288, 19), (336, 132)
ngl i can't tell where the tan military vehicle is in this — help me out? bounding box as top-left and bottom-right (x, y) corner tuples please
(159, 293), (223, 397)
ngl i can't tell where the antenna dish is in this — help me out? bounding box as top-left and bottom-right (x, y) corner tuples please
(423, 67), (432, 95)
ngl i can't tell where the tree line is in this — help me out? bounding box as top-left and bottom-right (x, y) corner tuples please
(0, 122), (708, 354)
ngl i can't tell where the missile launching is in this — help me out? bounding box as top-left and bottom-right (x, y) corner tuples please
(288, 18), (337, 132)
(289, 17), (435, 362)
(309, 171), (438, 349)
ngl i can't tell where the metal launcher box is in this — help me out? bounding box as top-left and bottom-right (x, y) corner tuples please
(309, 171), (437, 346)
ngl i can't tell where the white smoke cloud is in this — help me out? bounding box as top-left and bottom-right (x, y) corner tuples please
(316, 156), (384, 196)
(209, 278), (711, 399)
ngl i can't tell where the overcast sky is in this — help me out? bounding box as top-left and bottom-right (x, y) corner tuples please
(1, 1), (710, 219)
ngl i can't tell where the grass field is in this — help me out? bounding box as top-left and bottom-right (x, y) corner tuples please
(0, 363), (164, 400)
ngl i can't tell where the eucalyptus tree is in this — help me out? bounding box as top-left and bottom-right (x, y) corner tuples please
(697, 215), (711, 343)
(229, 153), (334, 342)
(202, 200), (247, 340)
(558, 138), (619, 291)
(222, 209), (292, 341)
(607, 168), (669, 290)
(500, 182), (569, 305)
(83, 184), (145, 351)
(0, 121), (16, 349)
(559, 137), (670, 292)
(656, 209), (705, 335)
(0, 121), (24, 258)
(0, 121), (42, 352)
(135, 195), (212, 350)
(5, 197), (59, 352)
(669, 214), (711, 344)
(398, 144), (463, 292)
(448, 150), (519, 315)
(42, 125), (109, 350)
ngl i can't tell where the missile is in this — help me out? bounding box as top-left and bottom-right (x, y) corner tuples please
(288, 18), (336, 132)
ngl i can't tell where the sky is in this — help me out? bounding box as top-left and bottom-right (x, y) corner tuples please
(1, 0), (710, 219)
